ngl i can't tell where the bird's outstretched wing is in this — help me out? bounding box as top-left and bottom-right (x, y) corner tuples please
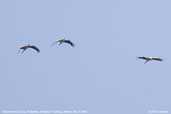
(138, 56), (151, 64)
(152, 57), (163, 61)
(64, 40), (75, 47)
(138, 56), (147, 60)
(29, 45), (40, 52)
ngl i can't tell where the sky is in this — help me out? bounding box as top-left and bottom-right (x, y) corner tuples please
(0, 0), (171, 114)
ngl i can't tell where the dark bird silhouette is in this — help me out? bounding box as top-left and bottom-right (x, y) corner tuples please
(51, 38), (75, 47)
(138, 56), (163, 64)
(18, 44), (40, 53)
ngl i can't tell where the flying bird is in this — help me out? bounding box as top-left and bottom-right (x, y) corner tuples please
(51, 38), (75, 47)
(18, 44), (40, 53)
(138, 56), (163, 64)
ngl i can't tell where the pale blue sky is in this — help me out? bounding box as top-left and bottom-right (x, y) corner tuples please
(0, 0), (171, 113)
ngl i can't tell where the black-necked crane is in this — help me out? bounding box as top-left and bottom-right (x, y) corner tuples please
(51, 38), (75, 47)
(138, 56), (163, 64)
(18, 44), (40, 53)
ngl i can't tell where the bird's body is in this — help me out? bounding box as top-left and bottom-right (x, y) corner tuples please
(138, 56), (163, 64)
(51, 38), (75, 47)
(18, 44), (40, 53)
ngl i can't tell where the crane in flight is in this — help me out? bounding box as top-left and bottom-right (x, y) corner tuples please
(138, 56), (163, 64)
(18, 44), (40, 53)
(51, 38), (75, 47)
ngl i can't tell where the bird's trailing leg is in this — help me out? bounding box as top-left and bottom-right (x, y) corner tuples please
(22, 49), (25, 53)
(18, 49), (21, 54)
(51, 42), (57, 47)
(59, 42), (62, 46)
(144, 60), (148, 64)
